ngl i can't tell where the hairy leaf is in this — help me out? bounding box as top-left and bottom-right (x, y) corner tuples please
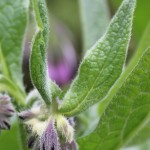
(78, 21), (150, 149)
(0, 0), (29, 89)
(79, 0), (110, 52)
(78, 45), (150, 150)
(30, 0), (61, 105)
(59, 0), (136, 116)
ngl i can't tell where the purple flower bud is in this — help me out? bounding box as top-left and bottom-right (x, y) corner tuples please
(40, 121), (60, 150)
(0, 95), (14, 130)
(18, 103), (78, 149)
(48, 22), (77, 86)
(18, 107), (41, 121)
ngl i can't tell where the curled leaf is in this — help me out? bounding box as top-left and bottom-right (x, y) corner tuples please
(30, 0), (61, 105)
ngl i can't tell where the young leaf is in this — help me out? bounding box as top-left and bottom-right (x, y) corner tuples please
(78, 46), (150, 150)
(79, 0), (110, 52)
(0, 0), (29, 89)
(59, 0), (136, 116)
(30, 0), (61, 105)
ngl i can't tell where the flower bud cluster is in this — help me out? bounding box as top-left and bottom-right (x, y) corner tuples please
(19, 104), (78, 150)
(0, 94), (14, 130)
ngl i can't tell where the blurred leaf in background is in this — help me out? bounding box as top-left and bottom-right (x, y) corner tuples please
(109, 0), (150, 64)
(47, 0), (81, 53)
(79, 0), (110, 53)
(0, 0), (29, 89)
(109, 0), (150, 43)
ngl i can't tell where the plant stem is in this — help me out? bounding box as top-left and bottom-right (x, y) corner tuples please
(18, 122), (28, 150)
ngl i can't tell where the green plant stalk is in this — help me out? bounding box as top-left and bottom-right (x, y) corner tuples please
(18, 122), (28, 150)
(0, 75), (25, 106)
(0, 76), (27, 150)
(0, 44), (26, 105)
(0, 75), (27, 150)
(0, 45), (11, 78)
(0, 76), (27, 149)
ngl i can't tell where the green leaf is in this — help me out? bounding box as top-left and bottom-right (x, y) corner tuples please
(0, 74), (25, 106)
(77, 46), (150, 150)
(125, 22), (150, 146)
(59, 0), (136, 116)
(99, 21), (150, 116)
(129, 123), (150, 146)
(30, 0), (61, 105)
(0, 0), (29, 89)
(78, 21), (150, 148)
(79, 0), (110, 52)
